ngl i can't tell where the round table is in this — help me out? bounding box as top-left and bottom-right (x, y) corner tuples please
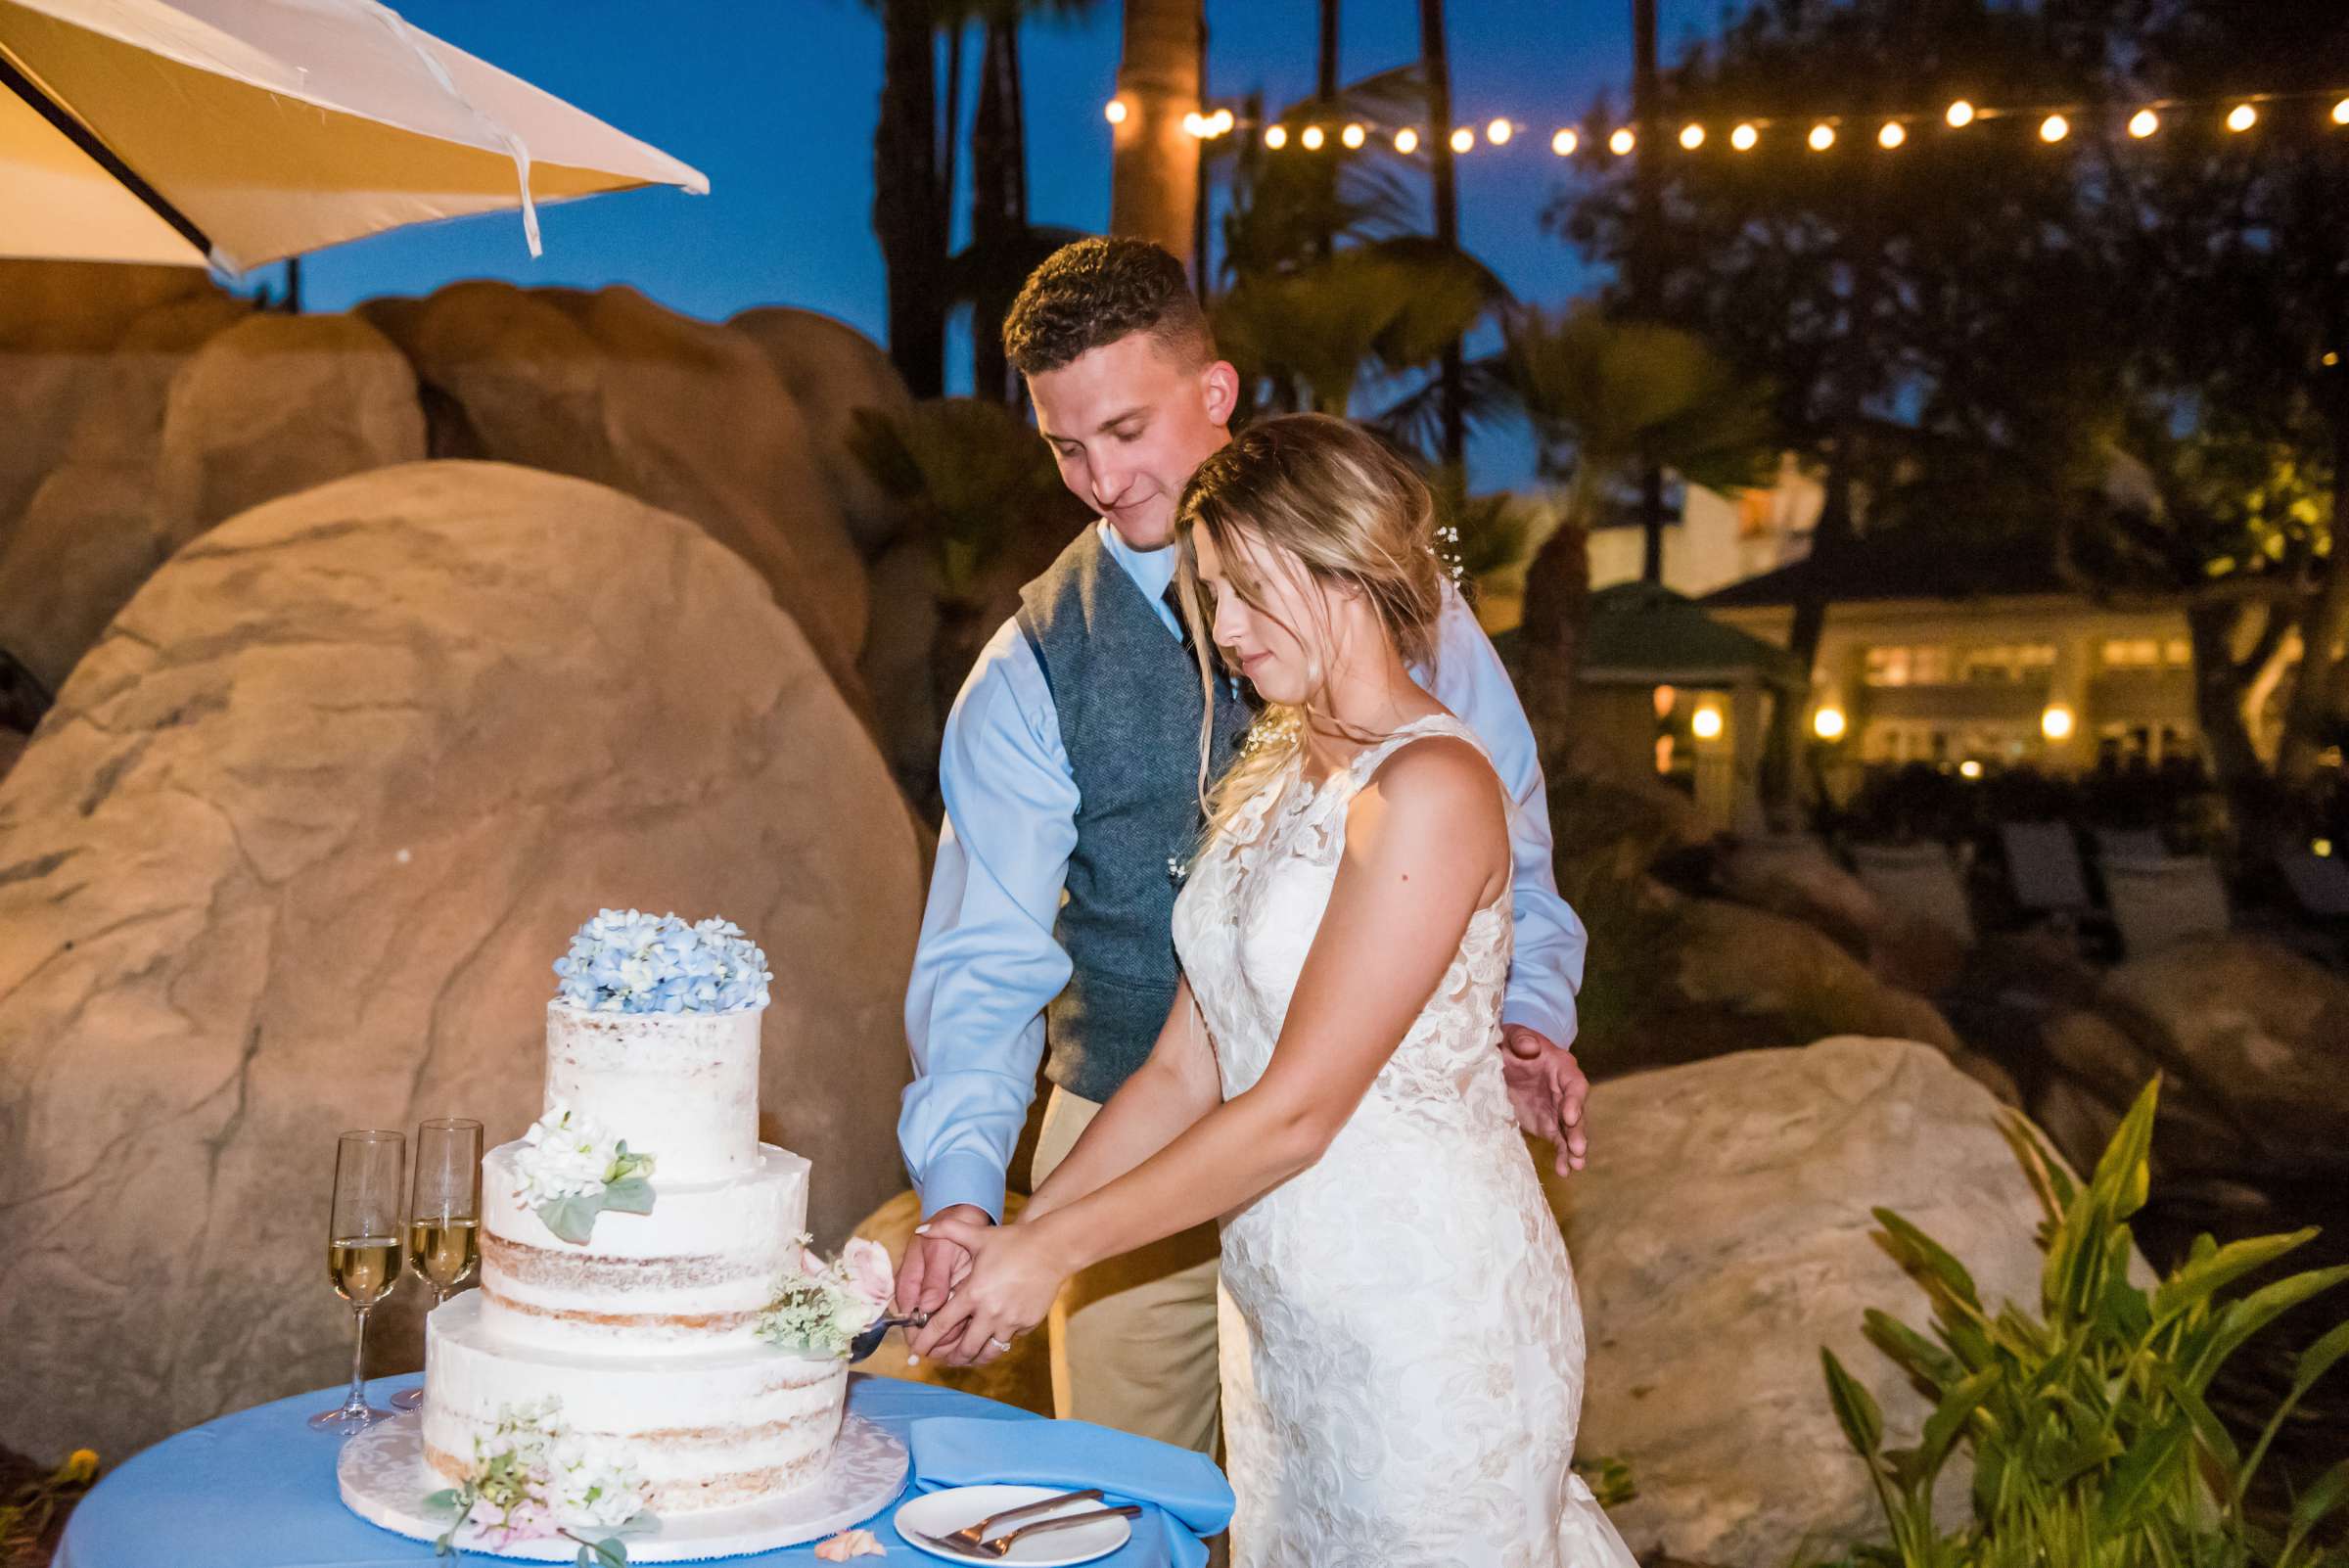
(58, 1372), (1189, 1567)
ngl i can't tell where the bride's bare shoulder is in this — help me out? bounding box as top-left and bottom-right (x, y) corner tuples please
(1344, 736), (1506, 863)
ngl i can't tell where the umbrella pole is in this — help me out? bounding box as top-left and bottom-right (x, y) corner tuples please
(0, 48), (216, 264)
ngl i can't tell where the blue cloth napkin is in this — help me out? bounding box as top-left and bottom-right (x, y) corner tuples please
(905, 1415), (1233, 1568)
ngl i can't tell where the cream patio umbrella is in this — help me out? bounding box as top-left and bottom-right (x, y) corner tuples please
(0, 0), (707, 272)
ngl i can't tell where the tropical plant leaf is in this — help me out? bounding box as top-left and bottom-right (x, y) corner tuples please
(1823, 1348), (1886, 1457)
(1875, 1209), (1985, 1314)
(2239, 1315), (2349, 1499)
(538, 1194), (603, 1247)
(2280, 1461), (2349, 1566)
(1864, 1308), (1963, 1394)
(2193, 1267), (2349, 1385)
(1911, 1366), (2003, 1488)
(2096, 1419), (2188, 1535)
(2151, 1229), (2319, 1326)
(602, 1177), (655, 1216)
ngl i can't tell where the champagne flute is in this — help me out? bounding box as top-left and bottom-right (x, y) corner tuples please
(310, 1130), (406, 1434)
(391, 1118), (483, 1412)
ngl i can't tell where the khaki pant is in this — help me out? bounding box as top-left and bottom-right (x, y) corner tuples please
(1029, 1085), (1223, 1457)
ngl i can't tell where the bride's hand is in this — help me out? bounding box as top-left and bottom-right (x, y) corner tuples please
(902, 1215), (1075, 1366)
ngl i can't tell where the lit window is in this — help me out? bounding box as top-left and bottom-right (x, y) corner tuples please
(2165, 638), (2192, 666)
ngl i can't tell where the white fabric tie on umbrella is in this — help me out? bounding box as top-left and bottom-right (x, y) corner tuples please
(0, 0), (708, 271)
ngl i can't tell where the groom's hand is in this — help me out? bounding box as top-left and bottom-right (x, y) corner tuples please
(897, 1203), (988, 1317)
(1500, 1024), (1589, 1176)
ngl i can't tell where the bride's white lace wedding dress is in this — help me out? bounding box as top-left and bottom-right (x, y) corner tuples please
(1172, 714), (1637, 1568)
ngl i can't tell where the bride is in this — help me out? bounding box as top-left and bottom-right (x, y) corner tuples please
(914, 414), (1636, 1568)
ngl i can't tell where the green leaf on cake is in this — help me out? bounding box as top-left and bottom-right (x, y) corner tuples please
(423, 1488), (462, 1511)
(539, 1194), (605, 1246)
(602, 1177), (655, 1215)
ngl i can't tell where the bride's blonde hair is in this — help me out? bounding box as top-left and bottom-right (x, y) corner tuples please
(1173, 413), (1446, 843)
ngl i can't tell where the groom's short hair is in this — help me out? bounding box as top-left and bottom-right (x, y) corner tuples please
(1003, 237), (1216, 378)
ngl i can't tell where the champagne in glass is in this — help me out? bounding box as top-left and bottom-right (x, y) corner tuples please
(391, 1118), (483, 1412)
(310, 1130), (405, 1434)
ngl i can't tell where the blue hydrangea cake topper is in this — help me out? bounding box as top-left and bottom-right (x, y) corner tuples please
(552, 908), (772, 1014)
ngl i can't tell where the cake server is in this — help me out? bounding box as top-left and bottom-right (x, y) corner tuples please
(909, 1503), (1143, 1559)
(848, 1309), (930, 1362)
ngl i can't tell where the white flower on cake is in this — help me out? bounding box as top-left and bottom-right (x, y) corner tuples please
(428, 1398), (656, 1561)
(513, 1102), (657, 1246)
(755, 1235), (898, 1359)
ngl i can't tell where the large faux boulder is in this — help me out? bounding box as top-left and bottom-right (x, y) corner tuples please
(0, 288), (250, 696)
(1544, 1038), (2066, 1566)
(731, 305), (914, 557)
(0, 263), (240, 548)
(153, 312), (426, 546)
(1674, 899), (1962, 1054)
(363, 283), (869, 681)
(2088, 937), (2349, 1183)
(0, 461), (924, 1464)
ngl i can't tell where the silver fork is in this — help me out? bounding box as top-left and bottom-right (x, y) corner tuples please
(910, 1503), (1143, 1559)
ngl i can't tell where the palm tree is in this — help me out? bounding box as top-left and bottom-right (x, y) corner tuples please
(1504, 306), (1776, 767)
(873, 0), (946, 396)
(1416, 0), (1463, 468)
(1110, 0), (1203, 264)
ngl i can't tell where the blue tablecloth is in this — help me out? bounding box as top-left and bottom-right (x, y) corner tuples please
(57, 1373), (1211, 1567)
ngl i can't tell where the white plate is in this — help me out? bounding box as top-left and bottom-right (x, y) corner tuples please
(895, 1485), (1133, 1565)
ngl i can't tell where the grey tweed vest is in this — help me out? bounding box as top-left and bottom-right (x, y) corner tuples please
(1016, 527), (1254, 1104)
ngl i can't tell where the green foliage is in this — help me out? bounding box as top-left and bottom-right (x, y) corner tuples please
(1573, 1453), (1639, 1510)
(1811, 1080), (2349, 1568)
(0, 1448), (97, 1552)
(848, 398), (1069, 600)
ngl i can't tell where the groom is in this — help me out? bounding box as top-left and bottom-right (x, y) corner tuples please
(896, 237), (1590, 1447)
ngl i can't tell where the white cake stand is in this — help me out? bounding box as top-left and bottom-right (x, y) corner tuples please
(339, 1409), (908, 1562)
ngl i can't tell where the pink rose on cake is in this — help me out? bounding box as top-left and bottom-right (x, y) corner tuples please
(842, 1237), (895, 1309)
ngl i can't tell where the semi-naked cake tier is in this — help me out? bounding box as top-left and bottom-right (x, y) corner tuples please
(479, 1142), (809, 1352)
(417, 996), (853, 1518)
(422, 1292), (849, 1514)
(543, 1002), (760, 1183)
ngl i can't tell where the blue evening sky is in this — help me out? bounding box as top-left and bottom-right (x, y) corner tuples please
(296, 0), (1721, 487)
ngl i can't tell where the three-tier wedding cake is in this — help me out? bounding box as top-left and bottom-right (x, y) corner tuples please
(417, 914), (856, 1518)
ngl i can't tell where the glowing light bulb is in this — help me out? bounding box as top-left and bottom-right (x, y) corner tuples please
(1180, 111), (1207, 138)
(2129, 108), (2159, 138)
(1212, 108), (1235, 136)
(1551, 127), (1579, 156)
(1265, 123), (1287, 149)
(1104, 99), (1128, 125)
(1680, 122), (1706, 150)
(1341, 121), (1365, 149)
(1808, 122), (1836, 152)
(1301, 124), (1325, 150)
(1959, 759), (1983, 779)
(1394, 126), (1420, 154)
(2333, 98), (2349, 127)
(1609, 126), (1635, 156)
(1730, 122), (1758, 151)
(1451, 126), (1476, 154)
(1813, 706), (1847, 741)
(1691, 705), (1724, 741)
(1487, 117), (1513, 146)
(1946, 100), (1976, 129)
(2041, 704), (2076, 741)
(2227, 103), (2257, 133)
(1878, 120), (1907, 149)
(2039, 114), (2069, 143)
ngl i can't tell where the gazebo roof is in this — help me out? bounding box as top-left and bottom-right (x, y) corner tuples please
(1578, 580), (1808, 690)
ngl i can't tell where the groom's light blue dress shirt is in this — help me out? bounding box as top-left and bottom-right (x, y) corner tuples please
(900, 521), (1588, 1221)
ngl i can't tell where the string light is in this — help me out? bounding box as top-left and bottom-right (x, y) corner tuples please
(1104, 98), (1128, 125)
(1181, 111), (1207, 137)
(1229, 85), (2349, 160)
